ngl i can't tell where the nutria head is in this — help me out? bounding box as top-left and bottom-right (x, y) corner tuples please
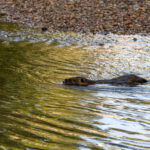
(63, 77), (95, 86)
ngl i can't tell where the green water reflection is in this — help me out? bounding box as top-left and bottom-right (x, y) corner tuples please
(0, 39), (93, 149)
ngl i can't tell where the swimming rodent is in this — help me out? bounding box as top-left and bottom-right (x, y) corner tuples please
(63, 74), (147, 86)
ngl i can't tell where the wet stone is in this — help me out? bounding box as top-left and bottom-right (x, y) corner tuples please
(41, 27), (48, 32)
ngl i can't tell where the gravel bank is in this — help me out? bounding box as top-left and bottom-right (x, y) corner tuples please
(0, 0), (150, 34)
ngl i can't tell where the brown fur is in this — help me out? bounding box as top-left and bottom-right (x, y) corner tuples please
(63, 74), (147, 86)
(63, 77), (96, 86)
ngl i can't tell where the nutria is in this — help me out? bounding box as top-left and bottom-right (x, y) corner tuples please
(63, 74), (147, 86)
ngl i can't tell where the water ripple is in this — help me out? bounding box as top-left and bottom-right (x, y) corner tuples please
(0, 25), (150, 149)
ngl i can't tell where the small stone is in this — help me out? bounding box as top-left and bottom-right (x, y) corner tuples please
(41, 27), (48, 32)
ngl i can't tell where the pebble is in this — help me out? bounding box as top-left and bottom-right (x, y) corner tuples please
(0, 0), (149, 34)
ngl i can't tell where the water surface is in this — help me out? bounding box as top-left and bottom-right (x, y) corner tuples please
(0, 22), (150, 150)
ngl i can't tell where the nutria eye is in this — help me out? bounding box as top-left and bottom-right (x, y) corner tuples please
(81, 78), (85, 82)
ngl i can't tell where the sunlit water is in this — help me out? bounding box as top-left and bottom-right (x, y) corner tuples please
(0, 22), (150, 150)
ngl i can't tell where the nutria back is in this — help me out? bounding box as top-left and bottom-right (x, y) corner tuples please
(63, 74), (147, 86)
(102, 74), (147, 86)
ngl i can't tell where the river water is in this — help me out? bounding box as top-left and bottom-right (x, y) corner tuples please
(0, 22), (150, 150)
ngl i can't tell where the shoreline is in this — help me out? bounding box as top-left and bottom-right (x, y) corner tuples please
(0, 0), (150, 34)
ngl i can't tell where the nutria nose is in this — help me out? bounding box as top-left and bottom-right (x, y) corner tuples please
(63, 80), (66, 84)
(63, 79), (69, 84)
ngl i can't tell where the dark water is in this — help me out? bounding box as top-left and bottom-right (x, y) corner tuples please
(0, 22), (150, 150)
